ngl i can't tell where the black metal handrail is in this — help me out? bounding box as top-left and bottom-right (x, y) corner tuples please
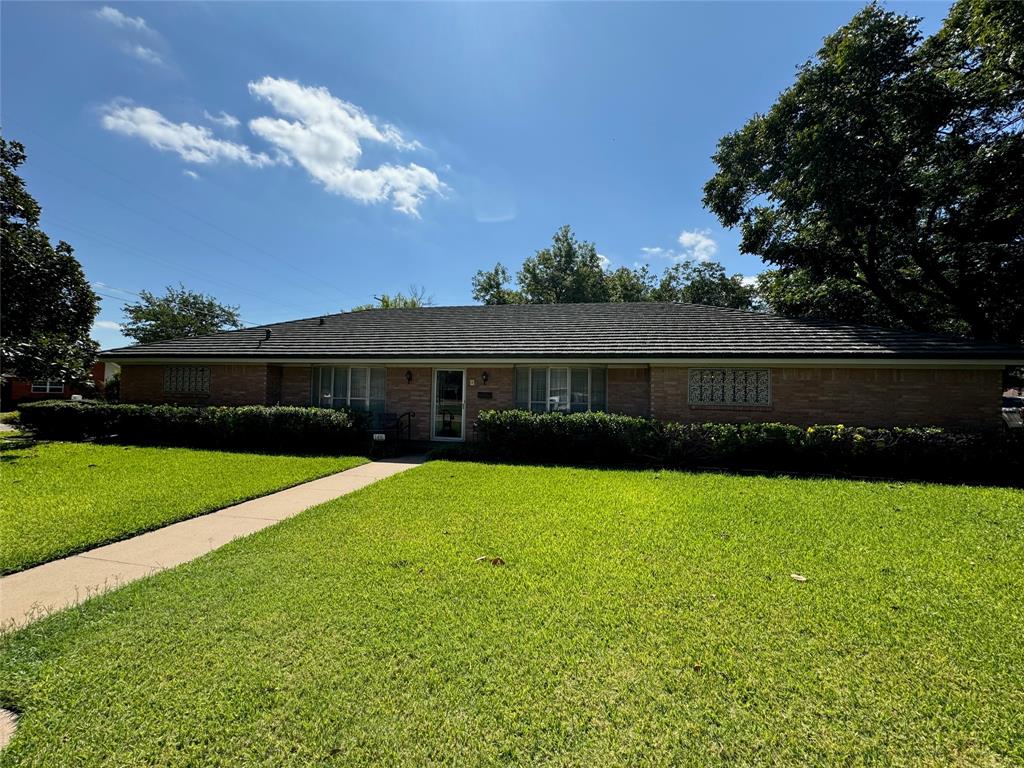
(395, 411), (414, 444)
(366, 411), (416, 456)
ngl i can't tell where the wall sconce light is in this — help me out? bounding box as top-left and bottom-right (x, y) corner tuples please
(481, 371), (489, 384)
(404, 370), (413, 383)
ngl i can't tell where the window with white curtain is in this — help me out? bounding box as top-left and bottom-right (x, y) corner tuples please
(311, 366), (386, 415)
(687, 368), (770, 406)
(515, 367), (606, 412)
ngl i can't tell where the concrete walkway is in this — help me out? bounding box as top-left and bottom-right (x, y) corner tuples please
(1, 456), (424, 629)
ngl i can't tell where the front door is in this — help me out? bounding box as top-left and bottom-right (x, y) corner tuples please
(432, 369), (465, 441)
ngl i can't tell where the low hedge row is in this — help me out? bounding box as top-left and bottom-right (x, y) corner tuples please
(475, 410), (1023, 485)
(18, 400), (366, 455)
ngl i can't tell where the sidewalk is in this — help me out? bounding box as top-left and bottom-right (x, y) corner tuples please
(1, 456), (424, 629)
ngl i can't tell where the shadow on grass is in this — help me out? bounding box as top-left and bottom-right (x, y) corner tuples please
(0, 433), (42, 466)
(425, 444), (1024, 490)
(4, 430), (371, 461)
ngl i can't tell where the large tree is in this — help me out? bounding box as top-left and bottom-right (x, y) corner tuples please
(471, 263), (525, 305)
(517, 225), (609, 304)
(121, 284), (242, 344)
(704, 0), (1024, 344)
(1, 137), (99, 384)
(472, 225), (757, 310)
(755, 269), (898, 327)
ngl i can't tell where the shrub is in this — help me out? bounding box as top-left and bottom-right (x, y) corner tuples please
(18, 401), (366, 456)
(474, 409), (1022, 485)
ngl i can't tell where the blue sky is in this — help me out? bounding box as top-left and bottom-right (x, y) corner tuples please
(2, 1), (950, 349)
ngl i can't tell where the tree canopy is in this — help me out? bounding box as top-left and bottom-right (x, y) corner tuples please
(472, 225), (756, 310)
(1, 136), (99, 384)
(121, 284), (243, 344)
(704, 0), (1024, 344)
(351, 285), (434, 311)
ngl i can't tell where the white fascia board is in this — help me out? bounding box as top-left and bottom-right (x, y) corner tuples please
(102, 356), (1019, 369)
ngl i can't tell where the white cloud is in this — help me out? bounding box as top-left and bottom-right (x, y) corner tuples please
(101, 103), (275, 167)
(677, 229), (718, 262)
(205, 110), (240, 129)
(740, 275), (758, 287)
(124, 44), (163, 66)
(183, 169), (199, 179)
(597, 253), (611, 269)
(247, 76), (443, 216)
(640, 246), (664, 257)
(100, 78), (446, 217)
(95, 6), (149, 32)
(93, 320), (123, 331)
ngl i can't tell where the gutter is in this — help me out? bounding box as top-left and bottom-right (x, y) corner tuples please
(95, 355), (1022, 369)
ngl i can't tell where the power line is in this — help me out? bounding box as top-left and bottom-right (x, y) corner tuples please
(9, 122), (364, 303)
(93, 289), (267, 328)
(27, 162), (352, 307)
(47, 215), (311, 314)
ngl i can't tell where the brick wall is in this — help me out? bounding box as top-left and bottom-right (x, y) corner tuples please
(266, 365), (283, 405)
(214, 365), (271, 405)
(119, 365), (163, 404)
(386, 367), (433, 441)
(607, 367), (651, 417)
(281, 366), (312, 406)
(120, 362), (1004, 433)
(120, 364), (271, 406)
(466, 367), (515, 440)
(650, 366), (1003, 429)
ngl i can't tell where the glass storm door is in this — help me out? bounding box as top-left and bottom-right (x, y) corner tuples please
(432, 370), (465, 441)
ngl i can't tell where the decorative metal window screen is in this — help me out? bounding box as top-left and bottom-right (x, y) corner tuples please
(687, 369), (770, 406)
(163, 366), (210, 394)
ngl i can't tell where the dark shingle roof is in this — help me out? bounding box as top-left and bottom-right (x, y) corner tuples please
(100, 303), (1024, 361)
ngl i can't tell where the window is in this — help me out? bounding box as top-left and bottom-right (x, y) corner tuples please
(163, 366), (210, 395)
(30, 380), (64, 394)
(311, 366), (386, 415)
(687, 368), (770, 406)
(515, 367), (606, 412)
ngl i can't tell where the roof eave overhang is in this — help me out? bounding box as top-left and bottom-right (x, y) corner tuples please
(97, 353), (1022, 368)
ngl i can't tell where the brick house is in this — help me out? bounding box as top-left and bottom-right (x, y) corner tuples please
(2, 362), (114, 409)
(99, 303), (1024, 440)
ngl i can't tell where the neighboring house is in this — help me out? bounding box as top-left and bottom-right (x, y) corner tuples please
(2, 362), (116, 408)
(98, 303), (1024, 440)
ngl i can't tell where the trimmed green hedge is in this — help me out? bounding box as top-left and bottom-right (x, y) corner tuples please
(18, 401), (366, 455)
(475, 410), (1023, 485)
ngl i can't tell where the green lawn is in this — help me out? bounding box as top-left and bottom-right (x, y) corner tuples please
(1, 462), (1022, 765)
(0, 437), (366, 574)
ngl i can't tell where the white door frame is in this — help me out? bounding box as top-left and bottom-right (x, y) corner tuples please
(431, 368), (466, 442)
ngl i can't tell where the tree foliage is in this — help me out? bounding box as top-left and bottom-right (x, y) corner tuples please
(472, 225), (756, 310)
(655, 261), (757, 309)
(755, 269), (898, 328)
(351, 285), (434, 311)
(121, 284), (242, 344)
(704, 0), (1024, 344)
(517, 225), (609, 303)
(1, 136), (99, 384)
(470, 263), (524, 306)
